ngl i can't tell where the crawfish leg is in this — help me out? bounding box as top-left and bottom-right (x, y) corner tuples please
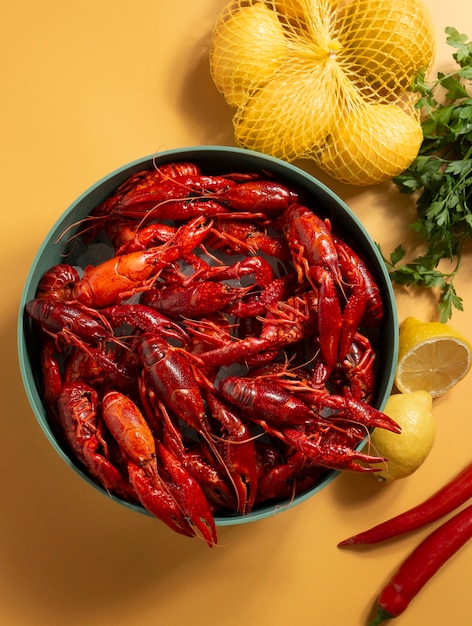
(157, 442), (217, 547)
(309, 266), (342, 371)
(338, 288), (369, 364)
(204, 390), (259, 515)
(158, 400), (237, 513)
(267, 424), (388, 473)
(128, 462), (195, 539)
(306, 392), (401, 434)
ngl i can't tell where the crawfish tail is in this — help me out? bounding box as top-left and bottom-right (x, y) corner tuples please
(101, 391), (159, 483)
(198, 337), (271, 368)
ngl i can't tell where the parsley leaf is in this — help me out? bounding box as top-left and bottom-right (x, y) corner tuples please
(383, 27), (472, 321)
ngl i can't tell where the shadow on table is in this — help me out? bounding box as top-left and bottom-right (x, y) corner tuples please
(2, 304), (245, 621)
(173, 31), (234, 147)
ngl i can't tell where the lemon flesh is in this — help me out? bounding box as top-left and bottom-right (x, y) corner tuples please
(395, 317), (472, 398)
(370, 390), (435, 481)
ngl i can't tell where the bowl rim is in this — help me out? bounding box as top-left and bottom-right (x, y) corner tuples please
(17, 145), (399, 526)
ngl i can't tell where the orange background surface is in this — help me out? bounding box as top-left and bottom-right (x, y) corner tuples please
(2, 2), (472, 625)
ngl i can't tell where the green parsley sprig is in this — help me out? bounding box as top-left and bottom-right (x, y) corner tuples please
(382, 26), (472, 322)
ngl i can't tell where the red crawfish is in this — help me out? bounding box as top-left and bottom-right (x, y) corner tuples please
(142, 256), (278, 320)
(57, 382), (135, 501)
(156, 440), (218, 547)
(185, 256), (290, 319)
(281, 203), (340, 282)
(91, 160), (260, 226)
(72, 216), (213, 308)
(227, 274), (295, 319)
(109, 220), (177, 255)
(281, 203), (343, 369)
(96, 163), (202, 220)
(105, 171), (238, 217)
(333, 236), (384, 329)
(141, 281), (253, 320)
(62, 341), (140, 397)
(219, 375), (320, 428)
(207, 217), (292, 260)
(138, 332), (213, 440)
(263, 422), (388, 473)
(255, 448), (327, 506)
(101, 391), (217, 546)
(87, 164), (231, 227)
(244, 366), (399, 434)
(299, 388), (401, 434)
(219, 375), (400, 473)
(196, 255), (275, 286)
(127, 461), (196, 539)
(89, 169), (300, 226)
(178, 312), (234, 356)
(210, 179), (300, 215)
(100, 303), (189, 342)
(330, 332), (376, 403)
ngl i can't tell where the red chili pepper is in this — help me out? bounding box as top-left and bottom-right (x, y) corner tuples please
(368, 503), (472, 625)
(338, 461), (472, 547)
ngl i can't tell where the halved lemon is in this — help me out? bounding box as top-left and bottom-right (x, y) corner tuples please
(395, 317), (472, 398)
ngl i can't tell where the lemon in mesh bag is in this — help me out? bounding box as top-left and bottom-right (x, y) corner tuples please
(233, 54), (349, 161)
(209, 3), (288, 108)
(209, 0), (435, 186)
(318, 101), (424, 185)
(336, 0), (435, 96)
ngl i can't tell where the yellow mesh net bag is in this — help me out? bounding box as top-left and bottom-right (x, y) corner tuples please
(209, 0), (435, 185)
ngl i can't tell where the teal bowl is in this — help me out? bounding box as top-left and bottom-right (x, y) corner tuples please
(18, 146), (398, 527)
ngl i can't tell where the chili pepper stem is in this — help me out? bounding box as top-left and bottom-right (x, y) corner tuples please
(369, 606), (394, 626)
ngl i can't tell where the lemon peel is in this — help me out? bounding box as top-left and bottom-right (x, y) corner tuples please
(395, 317), (472, 398)
(370, 391), (435, 482)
